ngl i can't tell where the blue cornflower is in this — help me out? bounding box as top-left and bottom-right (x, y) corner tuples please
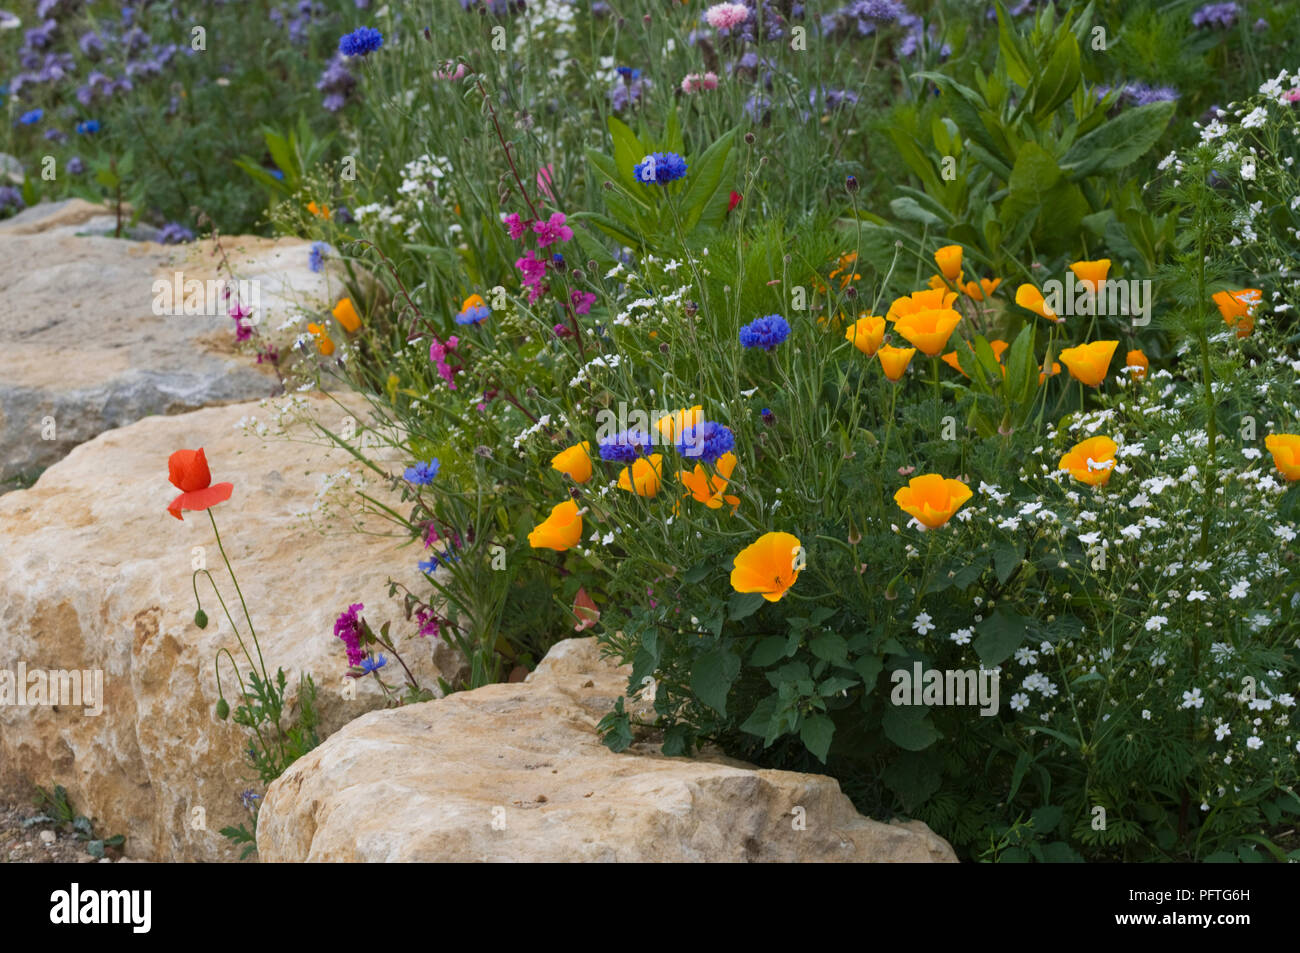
(19, 109), (43, 125)
(676, 421), (736, 463)
(358, 654), (388, 674)
(761, 408), (775, 425)
(418, 557), (439, 573)
(308, 241), (329, 273)
(633, 151), (688, 185)
(270, 168), (285, 180)
(158, 222), (195, 245)
(598, 429), (653, 463)
(739, 314), (791, 350)
(239, 789), (261, 810)
(615, 66), (641, 80)
(404, 458), (440, 485)
(455, 303), (490, 325)
(339, 25), (384, 56)
(76, 119), (100, 134)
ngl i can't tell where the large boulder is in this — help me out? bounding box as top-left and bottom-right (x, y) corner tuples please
(0, 395), (457, 861)
(258, 638), (958, 863)
(0, 200), (335, 488)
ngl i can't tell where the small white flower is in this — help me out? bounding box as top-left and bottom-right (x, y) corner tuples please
(1187, 589), (1208, 603)
(1228, 579), (1250, 599)
(912, 612), (936, 635)
(1145, 616), (1168, 632)
(1010, 693), (1030, 712)
(1181, 688), (1205, 710)
(1246, 736), (1263, 751)
(1214, 724), (1231, 742)
(949, 627), (974, 646)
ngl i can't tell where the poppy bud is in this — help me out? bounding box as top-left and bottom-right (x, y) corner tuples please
(587, 260), (598, 272)
(216, 698), (230, 720)
(744, 132), (755, 145)
(194, 608), (208, 628)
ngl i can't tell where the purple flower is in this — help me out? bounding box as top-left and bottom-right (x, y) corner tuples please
(633, 151), (688, 185)
(158, 222), (195, 244)
(598, 430), (654, 462)
(308, 241), (328, 273)
(1191, 2), (1240, 29)
(317, 54), (357, 111)
(334, 603), (367, 667)
(675, 421), (736, 462)
(532, 212), (573, 247)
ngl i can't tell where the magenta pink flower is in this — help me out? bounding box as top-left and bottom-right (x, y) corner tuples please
(435, 62), (467, 80)
(503, 212), (529, 241)
(704, 2), (749, 30)
(532, 212), (573, 247)
(571, 290), (596, 314)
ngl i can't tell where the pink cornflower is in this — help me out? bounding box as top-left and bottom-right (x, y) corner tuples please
(681, 71), (720, 93)
(571, 290), (596, 314)
(434, 62), (467, 81)
(705, 3), (749, 30)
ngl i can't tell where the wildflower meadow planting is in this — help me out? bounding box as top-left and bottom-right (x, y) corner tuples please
(2, 0), (1300, 888)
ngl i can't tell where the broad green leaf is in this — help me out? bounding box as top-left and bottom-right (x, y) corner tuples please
(680, 128), (737, 232)
(882, 704), (942, 751)
(973, 609), (1026, 667)
(799, 713), (835, 762)
(691, 646), (741, 717)
(1060, 100), (1176, 180)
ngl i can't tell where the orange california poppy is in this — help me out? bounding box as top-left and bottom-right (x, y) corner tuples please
(730, 531), (802, 602)
(887, 287), (957, 323)
(1125, 348), (1148, 380)
(332, 297), (361, 333)
(893, 307), (963, 357)
(1037, 361), (1062, 385)
(1059, 435), (1118, 486)
(942, 339), (1008, 378)
(528, 499), (583, 551)
(306, 322), (335, 356)
(878, 344), (917, 381)
(1069, 259), (1111, 294)
(845, 315), (886, 356)
(894, 473), (972, 529)
(963, 277), (1001, 301)
(934, 244), (963, 282)
(1015, 284), (1060, 322)
(551, 442), (593, 483)
(1059, 340), (1119, 387)
(1212, 289), (1262, 338)
(617, 454), (664, 497)
(655, 406), (704, 443)
(1264, 434), (1300, 481)
(680, 452), (740, 510)
(306, 201), (332, 220)
(166, 448), (233, 520)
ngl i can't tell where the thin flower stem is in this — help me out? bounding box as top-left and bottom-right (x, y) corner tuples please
(208, 510), (270, 687)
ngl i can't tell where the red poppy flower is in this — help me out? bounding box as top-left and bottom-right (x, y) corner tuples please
(167, 448), (233, 520)
(727, 190), (742, 213)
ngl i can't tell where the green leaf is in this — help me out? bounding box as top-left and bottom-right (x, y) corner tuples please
(881, 750), (942, 810)
(728, 590), (766, 621)
(739, 694), (779, 739)
(86, 840), (105, 858)
(1004, 322), (1037, 406)
(597, 697), (633, 752)
(809, 632), (849, 665)
(973, 609), (1026, 667)
(818, 675), (858, 697)
(607, 115), (644, 191)
(993, 540), (1025, 584)
(1032, 32), (1081, 120)
(750, 636), (789, 667)
(882, 705), (942, 751)
(691, 647), (741, 717)
(1060, 101), (1176, 180)
(799, 714), (835, 762)
(680, 128), (737, 232)
(853, 655), (883, 692)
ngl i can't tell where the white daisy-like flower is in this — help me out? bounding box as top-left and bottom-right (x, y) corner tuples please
(912, 612), (936, 635)
(1145, 615), (1168, 632)
(1009, 693), (1030, 712)
(1181, 688), (1205, 710)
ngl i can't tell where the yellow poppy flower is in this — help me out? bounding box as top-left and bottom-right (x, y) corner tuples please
(1212, 289), (1262, 338)
(551, 442), (593, 483)
(332, 297), (361, 334)
(845, 315), (886, 356)
(306, 322), (334, 356)
(894, 473), (972, 529)
(1125, 349), (1148, 380)
(1059, 340), (1119, 387)
(1069, 259), (1111, 294)
(306, 201), (331, 220)
(617, 454), (664, 497)
(893, 307), (962, 357)
(655, 406), (704, 443)
(963, 277), (1001, 301)
(1264, 434), (1300, 481)
(1015, 284), (1060, 322)
(887, 287), (958, 323)
(730, 531), (802, 602)
(528, 499), (583, 551)
(1059, 435), (1118, 486)
(878, 344), (916, 381)
(934, 244), (963, 282)
(680, 452), (740, 509)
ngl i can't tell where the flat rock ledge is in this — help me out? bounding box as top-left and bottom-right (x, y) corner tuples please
(258, 638), (957, 863)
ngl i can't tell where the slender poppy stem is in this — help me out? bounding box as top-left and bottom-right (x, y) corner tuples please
(208, 509), (270, 688)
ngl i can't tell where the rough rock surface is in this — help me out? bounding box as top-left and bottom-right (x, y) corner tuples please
(0, 396), (456, 861)
(258, 638), (958, 863)
(1, 200), (335, 487)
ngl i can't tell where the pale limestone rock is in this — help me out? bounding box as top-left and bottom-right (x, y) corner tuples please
(258, 637), (957, 863)
(0, 396), (456, 861)
(0, 200), (344, 486)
